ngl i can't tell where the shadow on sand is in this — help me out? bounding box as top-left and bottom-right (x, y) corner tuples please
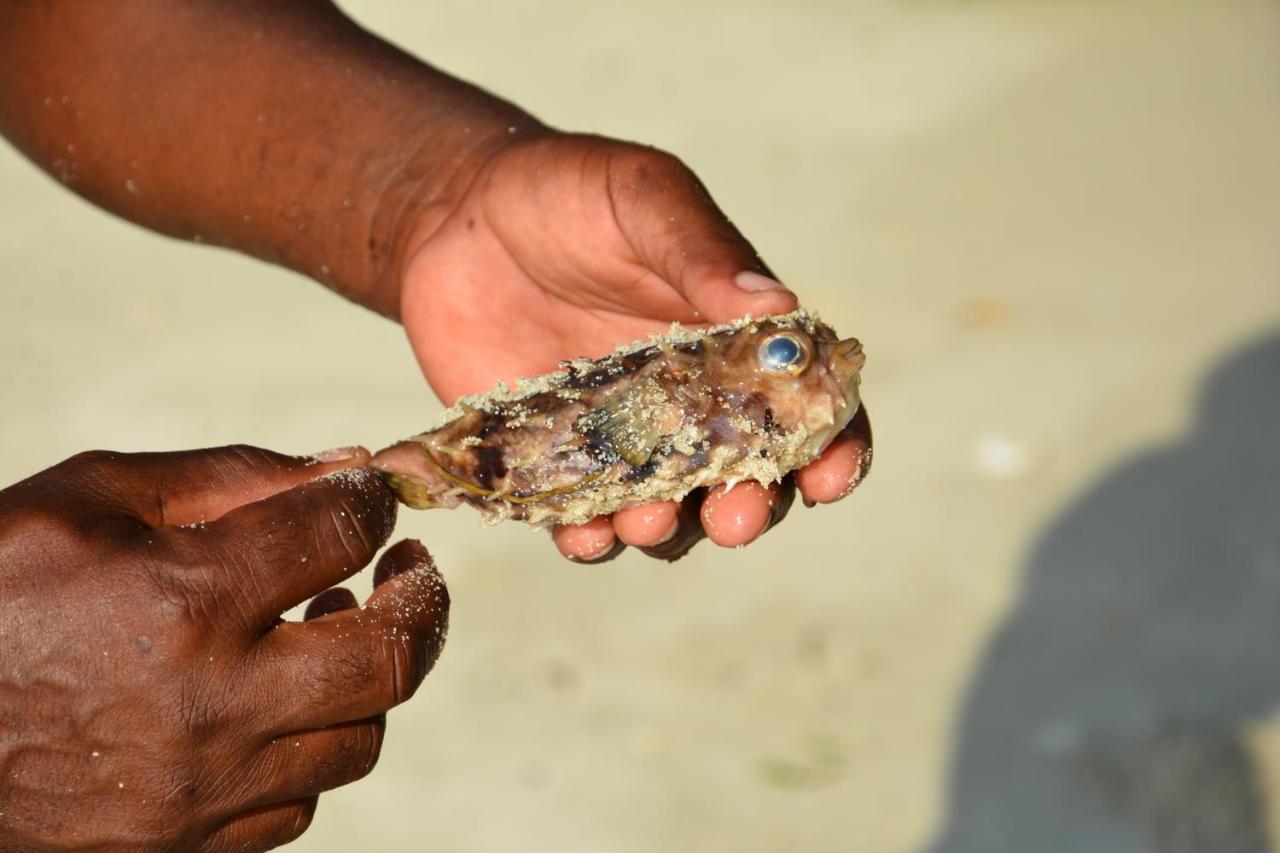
(929, 331), (1280, 853)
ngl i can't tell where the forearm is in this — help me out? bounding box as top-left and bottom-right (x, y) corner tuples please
(0, 0), (539, 316)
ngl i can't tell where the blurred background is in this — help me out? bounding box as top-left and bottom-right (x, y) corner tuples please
(3, 0), (1280, 850)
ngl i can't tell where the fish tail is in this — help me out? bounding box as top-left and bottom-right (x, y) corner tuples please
(378, 470), (445, 510)
(370, 439), (470, 510)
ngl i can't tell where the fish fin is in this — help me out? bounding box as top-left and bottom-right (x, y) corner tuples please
(379, 471), (443, 509)
(577, 394), (664, 468)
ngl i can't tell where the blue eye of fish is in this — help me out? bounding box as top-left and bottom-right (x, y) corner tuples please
(758, 332), (810, 374)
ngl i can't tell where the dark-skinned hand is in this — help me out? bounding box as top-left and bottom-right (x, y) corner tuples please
(0, 446), (448, 852)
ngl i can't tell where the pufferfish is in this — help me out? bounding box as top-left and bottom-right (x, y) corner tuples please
(371, 310), (865, 529)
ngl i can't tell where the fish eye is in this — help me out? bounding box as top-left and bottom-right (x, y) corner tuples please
(758, 332), (811, 375)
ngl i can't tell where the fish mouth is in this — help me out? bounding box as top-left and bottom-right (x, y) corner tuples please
(804, 337), (865, 456)
(829, 337), (866, 374)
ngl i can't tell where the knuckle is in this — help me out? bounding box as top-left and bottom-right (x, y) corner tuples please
(22, 451), (152, 536)
(2, 450), (132, 524)
(0, 501), (155, 584)
(61, 447), (124, 471)
(0, 500), (80, 548)
(333, 639), (381, 689)
(299, 623), (430, 716)
(302, 639), (382, 710)
(59, 449), (134, 495)
(613, 145), (691, 189)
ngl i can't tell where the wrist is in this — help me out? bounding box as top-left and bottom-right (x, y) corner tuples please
(366, 118), (556, 320)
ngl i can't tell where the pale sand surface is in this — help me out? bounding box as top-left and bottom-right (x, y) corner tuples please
(3, 1), (1280, 851)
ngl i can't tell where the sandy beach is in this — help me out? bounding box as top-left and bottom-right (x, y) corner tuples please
(3, 1), (1280, 850)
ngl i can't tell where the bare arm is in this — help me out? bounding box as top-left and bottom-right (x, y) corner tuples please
(0, 0), (534, 316)
(0, 1), (870, 563)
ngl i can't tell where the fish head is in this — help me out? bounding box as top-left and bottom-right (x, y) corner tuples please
(705, 316), (865, 457)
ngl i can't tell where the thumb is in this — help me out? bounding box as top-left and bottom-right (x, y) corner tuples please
(56, 443), (373, 527)
(607, 145), (799, 323)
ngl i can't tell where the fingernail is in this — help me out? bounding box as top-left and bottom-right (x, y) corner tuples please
(734, 271), (788, 293)
(655, 517), (680, 545)
(305, 587), (359, 620)
(311, 446), (362, 464)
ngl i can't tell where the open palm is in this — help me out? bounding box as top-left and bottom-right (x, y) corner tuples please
(398, 134), (870, 561)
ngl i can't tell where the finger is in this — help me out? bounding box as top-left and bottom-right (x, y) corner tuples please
(699, 480), (783, 548)
(552, 516), (623, 563)
(612, 501), (680, 548)
(304, 587), (358, 621)
(238, 718), (385, 811)
(765, 476), (798, 533)
(636, 488), (707, 562)
(608, 146), (799, 323)
(205, 797), (317, 853)
(253, 540), (449, 731)
(52, 444), (371, 528)
(373, 536), (426, 587)
(796, 406), (873, 505)
(176, 467), (397, 627)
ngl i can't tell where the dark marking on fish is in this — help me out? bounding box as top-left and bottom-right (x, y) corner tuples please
(473, 444), (508, 490)
(686, 442), (711, 470)
(473, 410), (506, 439)
(563, 346), (663, 390)
(621, 454), (661, 484)
(582, 435), (622, 466)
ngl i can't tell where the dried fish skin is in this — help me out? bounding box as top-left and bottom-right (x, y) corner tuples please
(372, 310), (865, 528)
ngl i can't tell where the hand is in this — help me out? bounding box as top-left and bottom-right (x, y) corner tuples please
(0, 446), (448, 852)
(397, 132), (872, 561)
